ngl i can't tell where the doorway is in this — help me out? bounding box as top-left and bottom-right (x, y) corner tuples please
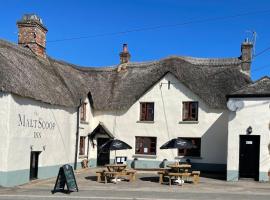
(97, 138), (110, 166)
(239, 135), (260, 180)
(30, 151), (41, 180)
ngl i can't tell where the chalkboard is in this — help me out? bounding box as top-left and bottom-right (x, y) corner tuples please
(52, 164), (79, 194)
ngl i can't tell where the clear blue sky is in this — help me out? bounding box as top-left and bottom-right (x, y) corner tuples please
(0, 0), (269, 81)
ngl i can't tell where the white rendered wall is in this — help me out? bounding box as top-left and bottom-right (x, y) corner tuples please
(90, 73), (228, 166)
(6, 93), (77, 172)
(227, 97), (270, 181)
(0, 92), (11, 172)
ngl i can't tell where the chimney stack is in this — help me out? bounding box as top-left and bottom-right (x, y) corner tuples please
(17, 14), (48, 58)
(240, 38), (253, 76)
(119, 44), (131, 64)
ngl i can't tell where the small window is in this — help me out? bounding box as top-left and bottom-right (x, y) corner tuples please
(80, 102), (87, 121)
(140, 102), (154, 121)
(135, 136), (157, 155)
(178, 138), (201, 157)
(182, 101), (198, 121)
(79, 136), (86, 155)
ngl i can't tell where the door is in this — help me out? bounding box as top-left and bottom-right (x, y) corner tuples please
(97, 138), (110, 166)
(30, 151), (40, 180)
(239, 135), (260, 180)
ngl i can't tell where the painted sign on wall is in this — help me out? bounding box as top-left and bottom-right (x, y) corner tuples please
(17, 113), (56, 138)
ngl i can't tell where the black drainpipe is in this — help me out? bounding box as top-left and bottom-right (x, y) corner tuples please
(74, 99), (82, 170)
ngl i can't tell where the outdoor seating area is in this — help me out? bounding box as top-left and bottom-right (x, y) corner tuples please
(96, 164), (137, 184)
(95, 162), (200, 186)
(95, 137), (201, 185)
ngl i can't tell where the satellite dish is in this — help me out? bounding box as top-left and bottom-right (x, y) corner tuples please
(227, 99), (237, 111)
(235, 101), (244, 110)
(227, 99), (244, 111)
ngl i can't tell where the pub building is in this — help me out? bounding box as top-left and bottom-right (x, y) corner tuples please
(0, 14), (269, 187)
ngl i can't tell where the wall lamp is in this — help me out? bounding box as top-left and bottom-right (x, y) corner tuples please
(246, 126), (252, 135)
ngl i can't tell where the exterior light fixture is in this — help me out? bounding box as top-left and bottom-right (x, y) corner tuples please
(43, 145), (46, 151)
(246, 126), (252, 135)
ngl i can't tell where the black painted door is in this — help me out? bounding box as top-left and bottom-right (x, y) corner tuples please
(30, 151), (40, 180)
(97, 138), (110, 166)
(239, 135), (260, 180)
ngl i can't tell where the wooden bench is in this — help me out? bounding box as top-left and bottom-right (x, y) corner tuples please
(191, 171), (200, 184)
(167, 172), (191, 186)
(124, 169), (137, 182)
(96, 170), (106, 183)
(158, 171), (166, 184)
(104, 170), (137, 184)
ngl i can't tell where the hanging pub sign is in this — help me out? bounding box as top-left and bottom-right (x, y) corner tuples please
(52, 164), (79, 194)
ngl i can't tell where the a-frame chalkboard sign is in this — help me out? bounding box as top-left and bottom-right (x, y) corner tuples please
(52, 164), (79, 194)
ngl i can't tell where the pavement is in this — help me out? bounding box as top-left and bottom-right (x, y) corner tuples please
(0, 168), (270, 199)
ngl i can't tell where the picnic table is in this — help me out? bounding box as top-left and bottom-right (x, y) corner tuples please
(166, 163), (191, 173)
(158, 163), (199, 186)
(105, 164), (127, 172)
(96, 164), (136, 184)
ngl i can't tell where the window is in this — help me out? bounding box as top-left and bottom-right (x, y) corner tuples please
(178, 138), (201, 157)
(182, 101), (198, 121)
(140, 102), (154, 121)
(80, 102), (87, 121)
(135, 137), (157, 155)
(79, 136), (86, 155)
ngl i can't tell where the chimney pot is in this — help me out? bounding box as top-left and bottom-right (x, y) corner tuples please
(123, 44), (128, 53)
(119, 43), (131, 64)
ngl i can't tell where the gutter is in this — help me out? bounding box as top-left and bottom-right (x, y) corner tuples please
(74, 99), (82, 170)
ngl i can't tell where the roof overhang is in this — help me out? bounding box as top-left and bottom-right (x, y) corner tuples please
(88, 122), (114, 140)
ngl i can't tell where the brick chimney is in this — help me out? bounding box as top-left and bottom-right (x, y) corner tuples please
(240, 38), (253, 76)
(119, 44), (131, 64)
(17, 14), (48, 58)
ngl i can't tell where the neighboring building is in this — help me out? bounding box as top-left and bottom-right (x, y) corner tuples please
(0, 14), (268, 187)
(227, 77), (270, 181)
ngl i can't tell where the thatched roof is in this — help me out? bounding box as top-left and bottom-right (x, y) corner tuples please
(228, 76), (270, 97)
(0, 39), (252, 110)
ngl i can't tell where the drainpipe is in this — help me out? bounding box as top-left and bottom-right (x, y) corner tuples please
(74, 99), (82, 170)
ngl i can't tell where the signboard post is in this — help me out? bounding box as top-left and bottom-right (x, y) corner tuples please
(52, 164), (79, 194)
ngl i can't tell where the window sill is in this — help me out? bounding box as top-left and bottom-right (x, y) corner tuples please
(175, 156), (202, 160)
(80, 121), (89, 125)
(178, 121), (199, 124)
(133, 154), (157, 159)
(79, 155), (88, 159)
(136, 121), (155, 124)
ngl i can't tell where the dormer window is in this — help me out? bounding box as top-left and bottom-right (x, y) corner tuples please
(140, 102), (154, 121)
(80, 102), (87, 122)
(182, 101), (198, 121)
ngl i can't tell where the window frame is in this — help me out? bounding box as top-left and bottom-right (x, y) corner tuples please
(139, 102), (155, 122)
(80, 102), (87, 122)
(182, 101), (199, 121)
(135, 136), (157, 155)
(79, 136), (86, 156)
(178, 137), (201, 157)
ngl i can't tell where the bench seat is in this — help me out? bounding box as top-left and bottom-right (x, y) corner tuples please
(103, 170), (137, 184)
